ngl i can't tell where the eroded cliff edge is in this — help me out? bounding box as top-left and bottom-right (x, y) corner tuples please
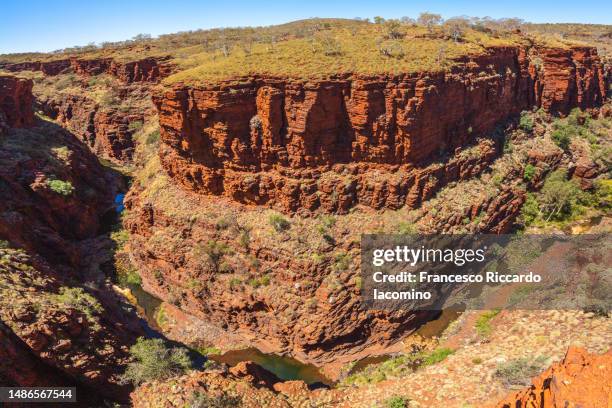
(119, 42), (609, 374)
(155, 45), (606, 214)
(0, 75), (143, 404)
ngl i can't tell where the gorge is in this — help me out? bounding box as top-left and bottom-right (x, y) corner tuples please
(0, 17), (610, 408)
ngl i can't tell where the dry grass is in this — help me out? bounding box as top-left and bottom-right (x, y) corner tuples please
(165, 24), (520, 83)
(3, 18), (599, 85)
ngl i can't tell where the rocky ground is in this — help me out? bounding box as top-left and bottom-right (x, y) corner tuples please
(129, 308), (611, 407)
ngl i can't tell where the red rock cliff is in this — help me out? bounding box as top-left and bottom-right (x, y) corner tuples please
(105, 56), (175, 83)
(494, 347), (611, 408)
(0, 75), (34, 132)
(1, 56), (174, 83)
(0, 59), (72, 76)
(154, 45), (607, 214)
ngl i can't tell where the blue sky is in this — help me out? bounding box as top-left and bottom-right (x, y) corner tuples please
(1, 0), (610, 54)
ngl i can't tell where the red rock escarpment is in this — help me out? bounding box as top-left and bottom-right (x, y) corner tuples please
(0, 75), (34, 132)
(155, 45), (606, 214)
(494, 347), (611, 408)
(0, 112), (142, 402)
(0, 59), (72, 76)
(36, 82), (155, 162)
(0, 246), (141, 404)
(71, 56), (175, 83)
(38, 93), (141, 162)
(1, 56), (174, 83)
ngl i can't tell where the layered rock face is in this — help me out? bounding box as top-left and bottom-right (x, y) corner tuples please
(38, 91), (148, 162)
(495, 347), (611, 408)
(0, 75), (34, 132)
(0, 59), (72, 76)
(0, 89), (142, 402)
(70, 56), (175, 83)
(1, 56), (175, 84)
(155, 45), (606, 214)
(122, 44), (609, 371)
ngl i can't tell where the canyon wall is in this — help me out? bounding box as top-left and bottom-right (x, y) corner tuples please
(155, 45), (606, 214)
(1, 56), (175, 84)
(0, 79), (142, 402)
(121, 44), (609, 370)
(70, 56), (175, 83)
(0, 75), (34, 132)
(38, 91), (149, 162)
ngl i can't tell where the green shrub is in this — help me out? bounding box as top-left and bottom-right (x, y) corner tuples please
(195, 241), (232, 272)
(495, 356), (548, 388)
(248, 274), (270, 288)
(422, 347), (455, 365)
(397, 221), (416, 234)
(145, 130), (160, 145)
(523, 164), (536, 182)
(110, 228), (129, 249)
(118, 268), (142, 287)
(128, 121), (143, 132)
(229, 277), (242, 289)
(269, 214), (290, 232)
(520, 193), (539, 226)
(54, 287), (103, 322)
(51, 146), (72, 162)
(47, 178), (75, 196)
(333, 252), (350, 271)
(120, 337), (192, 385)
(551, 127), (572, 151)
(197, 346), (221, 356)
(521, 170), (591, 226)
(475, 309), (500, 337)
(188, 392), (241, 408)
(385, 396), (409, 408)
(215, 216), (233, 230)
(538, 170), (584, 221)
(320, 215), (337, 229)
(519, 112), (534, 132)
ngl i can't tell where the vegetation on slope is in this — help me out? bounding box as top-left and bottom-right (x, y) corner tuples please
(3, 16), (604, 85)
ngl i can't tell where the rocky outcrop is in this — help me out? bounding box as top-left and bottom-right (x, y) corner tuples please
(495, 347), (611, 408)
(0, 59), (71, 76)
(229, 361), (281, 389)
(70, 57), (174, 83)
(0, 247), (140, 403)
(131, 370), (294, 408)
(1, 56), (174, 83)
(0, 117), (141, 402)
(0, 119), (122, 261)
(537, 47), (607, 114)
(37, 84), (155, 162)
(155, 45), (607, 214)
(0, 75), (34, 132)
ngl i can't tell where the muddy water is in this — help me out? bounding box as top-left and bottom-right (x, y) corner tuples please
(211, 348), (333, 385)
(117, 270), (462, 385)
(121, 279), (462, 384)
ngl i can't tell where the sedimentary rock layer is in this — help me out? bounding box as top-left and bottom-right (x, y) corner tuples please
(1, 56), (175, 83)
(155, 45), (606, 214)
(0, 75), (34, 132)
(0, 83), (141, 401)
